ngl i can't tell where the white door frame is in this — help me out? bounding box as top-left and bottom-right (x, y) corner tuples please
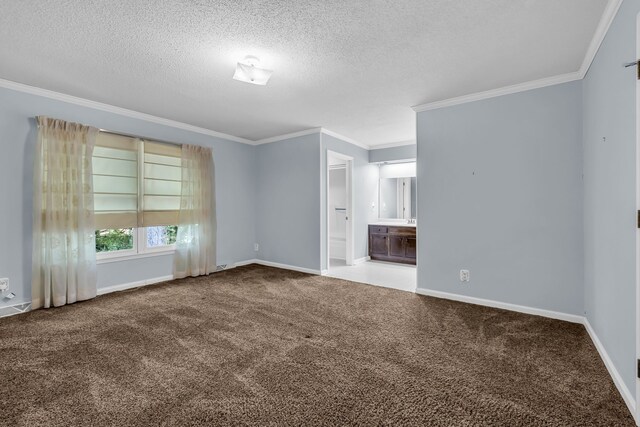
(396, 177), (412, 220)
(327, 150), (354, 267)
(636, 13), (640, 422)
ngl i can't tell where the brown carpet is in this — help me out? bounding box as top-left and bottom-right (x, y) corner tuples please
(0, 265), (634, 426)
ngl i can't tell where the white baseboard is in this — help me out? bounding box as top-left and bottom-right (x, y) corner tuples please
(97, 275), (174, 296)
(0, 301), (32, 318)
(415, 287), (636, 422)
(354, 256), (371, 265)
(583, 319), (637, 422)
(234, 259), (259, 267)
(415, 288), (584, 323)
(235, 259), (321, 275)
(254, 260), (322, 275)
(3, 267), (636, 422)
(2, 274), (178, 317)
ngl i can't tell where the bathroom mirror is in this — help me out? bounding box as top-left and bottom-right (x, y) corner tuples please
(378, 162), (416, 220)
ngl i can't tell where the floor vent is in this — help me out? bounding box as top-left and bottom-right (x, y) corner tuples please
(0, 301), (31, 318)
(216, 264), (228, 271)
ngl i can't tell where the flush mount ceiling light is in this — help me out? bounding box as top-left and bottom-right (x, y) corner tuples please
(233, 55), (273, 86)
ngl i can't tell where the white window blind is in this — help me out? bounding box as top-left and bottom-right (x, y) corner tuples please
(142, 140), (182, 226)
(93, 133), (139, 229)
(92, 133), (182, 229)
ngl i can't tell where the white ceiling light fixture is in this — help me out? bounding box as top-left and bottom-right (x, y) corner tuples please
(233, 55), (273, 86)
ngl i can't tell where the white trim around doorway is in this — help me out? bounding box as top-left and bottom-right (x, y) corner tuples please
(326, 150), (355, 268)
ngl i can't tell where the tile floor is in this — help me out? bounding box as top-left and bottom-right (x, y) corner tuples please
(326, 259), (416, 293)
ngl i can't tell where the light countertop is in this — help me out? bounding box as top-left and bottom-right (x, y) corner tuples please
(370, 222), (416, 227)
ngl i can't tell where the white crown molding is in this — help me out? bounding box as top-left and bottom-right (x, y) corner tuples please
(0, 75), (371, 150)
(0, 76), (341, 148)
(0, 77), (375, 152)
(253, 127), (322, 145)
(412, 0), (623, 113)
(2, 0), (624, 146)
(578, 0), (624, 78)
(253, 127), (371, 150)
(370, 140), (416, 150)
(0, 78), (254, 145)
(320, 128), (370, 150)
(411, 72), (581, 112)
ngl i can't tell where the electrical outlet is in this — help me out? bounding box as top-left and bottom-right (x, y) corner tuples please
(254, 243), (259, 252)
(0, 278), (9, 292)
(459, 270), (470, 282)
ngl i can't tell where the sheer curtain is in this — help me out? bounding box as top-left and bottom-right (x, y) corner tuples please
(173, 144), (216, 278)
(32, 117), (98, 309)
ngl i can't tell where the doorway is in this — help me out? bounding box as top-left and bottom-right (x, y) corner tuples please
(327, 150), (354, 267)
(326, 156), (417, 293)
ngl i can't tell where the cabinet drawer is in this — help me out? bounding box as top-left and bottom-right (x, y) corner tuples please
(369, 226), (388, 234)
(388, 226), (416, 235)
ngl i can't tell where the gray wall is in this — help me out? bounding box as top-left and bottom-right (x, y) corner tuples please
(416, 81), (584, 315)
(321, 133), (379, 270)
(583, 0), (640, 399)
(369, 144), (416, 163)
(254, 131), (379, 273)
(411, 177), (417, 218)
(255, 134), (322, 271)
(0, 86), (257, 308)
(0, 84), (382, 306)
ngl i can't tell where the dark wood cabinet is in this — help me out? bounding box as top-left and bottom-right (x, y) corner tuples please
(370, 233), (388, 255)
(388, 236), (405, 257)
(405, 237), (417, 259)
(368, 225), (416, 265)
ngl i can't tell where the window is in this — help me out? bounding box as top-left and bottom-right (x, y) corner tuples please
(95, 228), (135, 253)
(146, 225), (178, 248)
(93, 132), (182, 259)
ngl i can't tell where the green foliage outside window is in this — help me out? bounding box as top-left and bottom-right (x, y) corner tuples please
(95, 226), (178, 253)
(166, 225), (178, 245)
(95, 229), (134, 252)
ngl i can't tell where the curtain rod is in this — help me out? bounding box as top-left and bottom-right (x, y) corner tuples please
(35, 116), (191, 149)
(98, 128), (181, 147)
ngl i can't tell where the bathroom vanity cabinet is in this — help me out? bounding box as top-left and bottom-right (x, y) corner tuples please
(368, 225), (416, 265)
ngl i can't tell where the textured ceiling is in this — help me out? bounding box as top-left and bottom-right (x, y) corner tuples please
(0, 0), (609, 146)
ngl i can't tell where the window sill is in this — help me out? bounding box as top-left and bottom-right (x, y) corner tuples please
(97, 249), (175, 264)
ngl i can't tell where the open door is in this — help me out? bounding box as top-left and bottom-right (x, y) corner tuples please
(327, 150), (354, 268)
